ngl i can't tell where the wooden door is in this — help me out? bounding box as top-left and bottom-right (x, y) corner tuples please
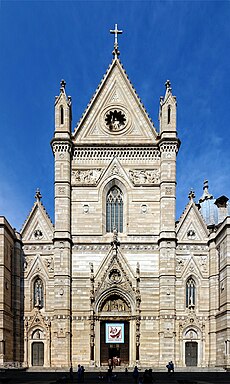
(32, 342), (44, 366)
(185, 341), (198, 366)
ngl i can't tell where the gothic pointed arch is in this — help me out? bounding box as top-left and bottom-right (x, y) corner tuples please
(95, 287), (134, 315)
(106, 185), (123, 233)
(185, 276), (196, 309)
(102, 177), (128, 234)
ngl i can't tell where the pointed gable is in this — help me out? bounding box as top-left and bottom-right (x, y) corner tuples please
(73, 58), (157, 145)
(21, 194), (54, 243)
(176, 200), (209, 242)
(94, 245), (136, 308)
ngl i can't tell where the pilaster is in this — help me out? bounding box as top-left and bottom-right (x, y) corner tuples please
(158, 80), (179, 363)
(208, 229), (218, 366)
(50, 80), (73, 367)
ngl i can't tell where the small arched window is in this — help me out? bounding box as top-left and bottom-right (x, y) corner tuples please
(106, 186), (123, 233)
(186, 277), (196, 308)
(60, 105), (64, 125)
(167, 105), (171, 124)
(33, 277), (44, 309)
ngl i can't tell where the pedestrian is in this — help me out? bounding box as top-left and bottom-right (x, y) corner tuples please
(69, 365), (74, 382)
(77, 364), (82, 382)
(166, 361), (174, 373)
(169, 361), (174, 372)
(107, 366), (113, 382)
(133, 365), (139, 384)
(81, 365), (85, 382)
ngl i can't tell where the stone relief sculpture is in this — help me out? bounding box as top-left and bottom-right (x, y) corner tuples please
(45, 257), (54, 272)
(102, 298), (129, 312)
(72, 169), (101, 185)
(129, 169), (160, 185)
(176, 257), (185, 272)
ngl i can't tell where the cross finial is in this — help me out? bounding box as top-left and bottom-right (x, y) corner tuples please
(188, 189), (195, 201)
(35, 188), (42, 201)
(60, 79), (66, 93)
(110, 23), (123, 58)
(165, 80), (172, 91)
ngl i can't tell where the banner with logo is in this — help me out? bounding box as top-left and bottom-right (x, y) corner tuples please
(105, 323), (124, 343)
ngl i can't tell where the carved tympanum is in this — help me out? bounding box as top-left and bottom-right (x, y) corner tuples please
(101, 294), (130, 312)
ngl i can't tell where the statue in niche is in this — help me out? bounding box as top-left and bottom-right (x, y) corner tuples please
(33, 330), (41, 339)
(34, 278), (43, 308)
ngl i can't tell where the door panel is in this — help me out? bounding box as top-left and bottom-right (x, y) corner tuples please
(185, 341), (198, 366)
(32, 342), (44, 366)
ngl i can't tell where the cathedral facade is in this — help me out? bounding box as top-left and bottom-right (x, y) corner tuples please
(1, 35), (230, 370)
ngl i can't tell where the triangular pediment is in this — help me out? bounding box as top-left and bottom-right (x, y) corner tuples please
(24, 253), (53, 279)
(176, 201), (209, 242)
(98, 157), (132, 188)
(73, 58), (157, 144)
(27, 307), (50, 332)
(182, 256), (203, 280)
(94, 245), (136, 302)
(21, 201), (54, 243)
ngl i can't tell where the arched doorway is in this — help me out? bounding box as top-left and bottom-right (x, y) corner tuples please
(185, 341), (198, 366)
(96, 292), (134, 366)
(32, 342), (44, 366)
(183, 328), (201, 366)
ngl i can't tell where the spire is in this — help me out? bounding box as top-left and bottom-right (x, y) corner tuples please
(35, 188), (42, 202)
(159, 78), (177, 135)
(110, 23), (123, 58)
(188, 189), (195, 201)
(199, 180), (213, 203)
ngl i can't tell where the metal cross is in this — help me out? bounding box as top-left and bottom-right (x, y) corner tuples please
(110, 24), (123, 57)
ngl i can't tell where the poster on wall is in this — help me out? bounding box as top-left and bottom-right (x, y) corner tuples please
(105, 323), (124, 343)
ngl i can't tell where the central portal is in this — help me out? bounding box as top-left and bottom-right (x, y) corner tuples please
(100, 321), (129, 365)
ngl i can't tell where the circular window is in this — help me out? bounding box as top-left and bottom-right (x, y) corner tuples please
(105, 109), (126, 131)
(34, 229), (43, 240)
(187, 229), (196, 239)
(101, 105), (130, 135)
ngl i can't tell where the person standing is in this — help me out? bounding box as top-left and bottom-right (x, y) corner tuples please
(169, 361), (174, 372)
(107, 366), (113, 382)
(69, 365), (74, 382)
(133, 366), (139, 384)
(77, 364), (82, 382)
(81, 365), (85, 382)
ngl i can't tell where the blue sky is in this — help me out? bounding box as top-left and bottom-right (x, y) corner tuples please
(0, 0), (230, 230)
